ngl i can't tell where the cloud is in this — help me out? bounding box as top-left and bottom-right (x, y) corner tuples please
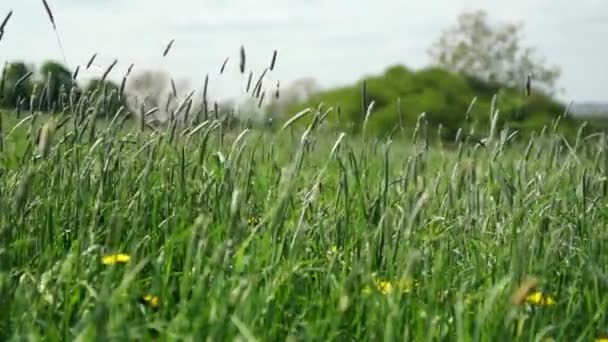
(0, 0), (606, 102)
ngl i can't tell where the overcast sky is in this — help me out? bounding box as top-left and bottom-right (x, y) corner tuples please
(1, 0), (606, 103)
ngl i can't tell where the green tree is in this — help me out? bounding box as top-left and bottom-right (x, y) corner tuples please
(429, 10), (561, 95)
(40, 60), (73, 111)
(0, 61), (33, 108)
(290, 64), (569, 139)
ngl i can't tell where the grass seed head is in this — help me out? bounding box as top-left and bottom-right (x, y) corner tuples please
(38, 120), (55, 158)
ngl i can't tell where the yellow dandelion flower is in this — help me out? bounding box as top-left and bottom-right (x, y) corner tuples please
(102, 253), (130, 265)
(141, 294), (161, 310)
(594, 338), (608, 342)
(376, 280), (394, 295)
(363, 277), (417, 296)
(525, 291), (556, 306)
(511, 276), (539, 305)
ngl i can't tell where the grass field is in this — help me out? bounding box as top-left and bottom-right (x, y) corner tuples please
(1, 106), (608, 341)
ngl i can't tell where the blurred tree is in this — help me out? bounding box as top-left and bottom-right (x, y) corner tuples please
(85, 79), (124, 117)
(0, 61), (33, 108)
(40, 60), (73, 111)
(290, 64), (568, 139)
(428, 10), (561, 95)
(126, 69), (173, 121)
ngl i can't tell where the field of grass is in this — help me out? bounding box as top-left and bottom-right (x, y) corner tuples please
(1, 106), (608, 341)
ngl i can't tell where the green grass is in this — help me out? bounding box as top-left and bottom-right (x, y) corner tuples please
(1, 107), (608, 341)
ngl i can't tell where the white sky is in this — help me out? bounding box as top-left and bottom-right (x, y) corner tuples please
(0, 0), (606, 103)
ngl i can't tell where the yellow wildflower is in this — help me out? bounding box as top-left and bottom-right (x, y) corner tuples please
(102, 253), (130, 265)
(376, 280), (394, 295)
(511, 276), (539, 306)
(511, 276), (556, 307)
(141, 294), (161, 310)
(363, 278), (416, 296)
(594, 338), (608, 342)
(525, 291), (556, 306)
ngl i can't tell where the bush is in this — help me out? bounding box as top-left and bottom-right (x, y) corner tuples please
(287, 65), (571, 139)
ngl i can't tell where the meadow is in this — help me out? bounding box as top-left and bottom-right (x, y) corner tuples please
(1, 98), (608, 341)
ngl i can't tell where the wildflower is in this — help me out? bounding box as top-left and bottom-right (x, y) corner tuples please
(363, 278), (416, 296)
(511, 276), (539, 306)
(140, 294), (160, 310)
(376, 280), (394, 295)
(525, 291), (556, 306)
(594, 338), (608, 342)
(102, 253), (130, 265)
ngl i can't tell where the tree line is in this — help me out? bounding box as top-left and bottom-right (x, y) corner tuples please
(0, 60), (123, 115)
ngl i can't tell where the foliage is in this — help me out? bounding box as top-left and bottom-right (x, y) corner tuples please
(39, 60), (73, 111)
(0, 61), (33, 108)
(428, 10), (561, 95)
(290, 65), (571, 139)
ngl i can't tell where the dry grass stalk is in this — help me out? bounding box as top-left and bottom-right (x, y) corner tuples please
(239, 45), (246, 74)
(101, 59), (118, 82)
(119, 63), (135, 98)
(246, 71), (253, 93)
(170, 78), (178, 98)
(41, 0), (67, 64)
(41, 0), (56, 28)
(203, 74), (209, 102)
(0, 11), (12, 32)
(14, 72), (34, 90)
(72, 65), (80, 80)
(14, 170), (35, 213)
(280, 108), (311, 132)
(253, 68), (268, 98)
(0, 63), (6, 99)
(163, 39), (175, 57)
(220, 57), (229, 74)
(0, 10), (13, 43)
(38, 120), (55, 158)
(86, 53), (97, 70)
(270, 50), (278, 71)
